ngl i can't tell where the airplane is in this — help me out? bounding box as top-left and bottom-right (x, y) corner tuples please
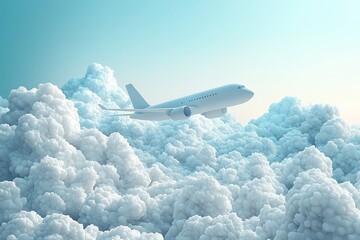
(99, 83), (254, 121)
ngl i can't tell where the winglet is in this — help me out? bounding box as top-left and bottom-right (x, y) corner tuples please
(125, 84), (150, 109)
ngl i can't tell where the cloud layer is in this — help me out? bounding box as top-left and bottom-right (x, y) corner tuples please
(1, 63), (360, 239)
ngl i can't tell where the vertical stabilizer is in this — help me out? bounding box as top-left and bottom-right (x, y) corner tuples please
(125, 84), (150, 109)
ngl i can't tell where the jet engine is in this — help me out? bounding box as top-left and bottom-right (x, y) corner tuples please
(202, 108), (227, 119)
(168, 106), (192, 120)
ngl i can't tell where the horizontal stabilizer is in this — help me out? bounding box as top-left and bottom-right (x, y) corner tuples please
(98, 104), (108, 110)
(110, 114), (134, 117)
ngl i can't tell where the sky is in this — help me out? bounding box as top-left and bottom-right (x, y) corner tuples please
(1, 0), (359, 124)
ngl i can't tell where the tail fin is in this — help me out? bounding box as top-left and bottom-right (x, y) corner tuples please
(125, 84), (150, 109)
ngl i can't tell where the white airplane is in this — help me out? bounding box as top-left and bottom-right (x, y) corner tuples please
(99, 83), (254, 121)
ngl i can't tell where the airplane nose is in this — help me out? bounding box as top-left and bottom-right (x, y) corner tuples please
(242, 87), (254, 101)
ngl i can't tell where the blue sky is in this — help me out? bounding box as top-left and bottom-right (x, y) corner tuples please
(1, 0), (359, 124)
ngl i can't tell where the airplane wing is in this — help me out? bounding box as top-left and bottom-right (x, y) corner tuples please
(98, 104), (173, 113)
(109, 114), (135, 117)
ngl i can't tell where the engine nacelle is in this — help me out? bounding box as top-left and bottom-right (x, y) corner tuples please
(168, 106), (192, 120)
(202, 108), (227, 119)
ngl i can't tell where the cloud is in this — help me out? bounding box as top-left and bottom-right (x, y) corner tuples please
(276, 169), (360, 239)
(1, 63), (360, 239)
(169, 213), (258, 239)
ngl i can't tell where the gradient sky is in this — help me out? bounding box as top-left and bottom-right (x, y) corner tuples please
(1, 0), (359, 124)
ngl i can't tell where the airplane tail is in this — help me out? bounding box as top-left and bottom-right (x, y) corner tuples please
(125, 84), (150, 109)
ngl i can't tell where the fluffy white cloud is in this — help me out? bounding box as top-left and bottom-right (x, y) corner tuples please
(0, 210), (42, 239)
(1, 63), (360, 239)
(170, 213), (258, 239)
(272, 146), (332, 189)
(0, 181), (26, 223)
(276, 169), (360, 239)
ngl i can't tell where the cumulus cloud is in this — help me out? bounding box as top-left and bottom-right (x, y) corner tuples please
(1, 63), (360, 239)
(276, 169), (360, 239)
